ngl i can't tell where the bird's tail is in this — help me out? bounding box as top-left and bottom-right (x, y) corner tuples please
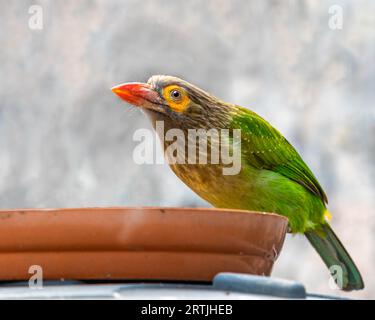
(305, 222), (364, 291)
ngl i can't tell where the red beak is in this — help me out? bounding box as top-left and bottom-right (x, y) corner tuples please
(111, 82), (161, 107)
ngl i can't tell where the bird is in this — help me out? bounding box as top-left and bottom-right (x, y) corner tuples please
(111, 75), (364, 291)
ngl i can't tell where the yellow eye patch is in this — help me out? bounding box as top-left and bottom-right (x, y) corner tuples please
(162, 85), (190, 113)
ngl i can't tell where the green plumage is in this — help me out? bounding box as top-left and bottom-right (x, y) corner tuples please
(226, 107), (364, 291)
(228, 106), (327, 232)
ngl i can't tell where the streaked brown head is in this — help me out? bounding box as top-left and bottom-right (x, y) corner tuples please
(112, 75), (232, 130)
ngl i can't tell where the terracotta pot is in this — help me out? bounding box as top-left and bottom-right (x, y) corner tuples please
(0, 207), (288, 281)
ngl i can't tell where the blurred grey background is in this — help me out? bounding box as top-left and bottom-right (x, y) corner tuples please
(0, 0), (374, 298)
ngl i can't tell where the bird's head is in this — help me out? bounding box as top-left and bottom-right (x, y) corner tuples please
(111, 75), (232, 130)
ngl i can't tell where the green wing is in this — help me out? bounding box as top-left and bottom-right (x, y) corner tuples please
(231, 106), (328, 204)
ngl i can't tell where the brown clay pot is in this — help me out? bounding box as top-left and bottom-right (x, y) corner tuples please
(0, 207), (288, 281)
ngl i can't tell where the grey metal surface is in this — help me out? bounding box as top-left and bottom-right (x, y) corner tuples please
(0, 284), (282, 300)
(213, 273), (306, 299)
(0, 273), (342, 300)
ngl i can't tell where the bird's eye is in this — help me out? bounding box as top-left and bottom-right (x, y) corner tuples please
(170, 89), (181, 100)
(163, 85), (189, 112)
